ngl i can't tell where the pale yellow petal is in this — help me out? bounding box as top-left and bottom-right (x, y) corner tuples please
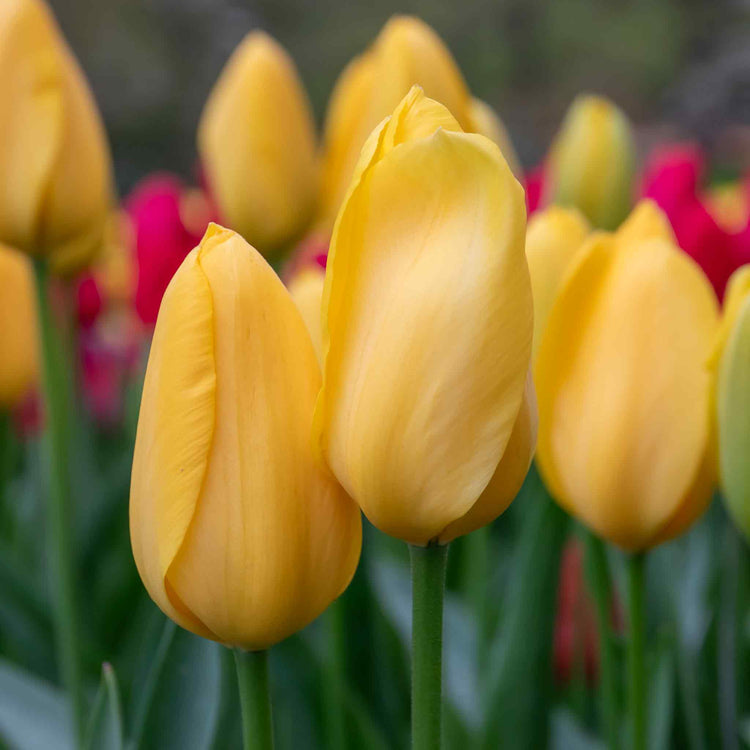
(525, 206), (590, 359)
(316, 92), (531, 545)
(616, 199), (675, 246)
(536, 235), (718, 551)
(439, 372), (537, 543)
(288, 266), (326, 363)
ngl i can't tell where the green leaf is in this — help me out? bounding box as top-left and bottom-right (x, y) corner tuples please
(480, 465), (569, 749)
(0, 658), (73, 750)
(127, 623), (222, 750)
(647, 636), (675, 750)
(85, 664), (124, 750)
(550, 709), (604, 750)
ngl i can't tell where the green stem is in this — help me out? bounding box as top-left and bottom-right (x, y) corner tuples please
(32, 259), (84, 745)
(463, 527), (491, 668)
(323, 599), (347, 750)
(583, 532), (620, 750)
(410, 543), (449, 750)
(719, 524), (740, 750)
(233, 649), (274, 750)
(625, 553), (646, 750)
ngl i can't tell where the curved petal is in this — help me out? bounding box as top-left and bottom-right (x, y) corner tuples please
(525, 206), (590, 359)
(468, 97), (521, 179)
(130, 235), (217, 639)
(536, 235), (718, 551)
(439, 372), (537, 543)
(316, 91), (531, 545)
(616, 199), (676, 246)
(164, 226), (360, 649)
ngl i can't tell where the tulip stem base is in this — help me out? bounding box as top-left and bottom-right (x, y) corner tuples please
(234, 649), (274, 750)
(32, 260), (84, 745)
(626, 552), (646, 750)
(583, 532), (620, 750)
(410, 543), (449, 750)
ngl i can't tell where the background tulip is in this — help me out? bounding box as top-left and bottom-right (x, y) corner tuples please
(315, 87), (534, 545)
(546, 95), (635, 231)
(536, 229), (718, 551)
(0, 0), (113, 274)
(198, 32), (318, 256)
(131, 224), (361, 650)
(288, 265), (326, 362)
(319, 17), (519, 225)
(0, 245), (38, 409)
(715, 265), (750, 538)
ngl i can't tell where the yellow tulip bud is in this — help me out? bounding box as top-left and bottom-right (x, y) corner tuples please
(198, 32), (318, 256)
(288, 265), (326, 363)
(0, 0), (113, 273)
(314, 87), (534, 545)
(467, 98), (522, 179)
(715, 265), (750, 538)
(536, 229), (719, 551)
(525, 206), (590, 359)
(319, 16), (473, 224)
(0, 245), (38, 409)
(130, 224), (361, 650)
(547, 95), (635, 231)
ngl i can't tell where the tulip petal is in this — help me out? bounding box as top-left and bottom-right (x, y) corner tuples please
(616, 199), (676, 246)
(316, 93), (530, 545)
(468, 97), (522, 179)
(439, 372), (537, 543)
(536, 235), (718, 550)
(130, 238), (217, 639)
(288, 266), (326, 363)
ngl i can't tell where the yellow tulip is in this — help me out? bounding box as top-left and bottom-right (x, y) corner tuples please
(198, 32), (318, 256)
(715, 265), (750, 538)
(288, 265), (326, 363)
(319, 16), (473, 224)
(525, 206), (590, 359)
(704, 182), (749, 234)
(0, 0), (113, 274)
(314, 87), (534, 546)
(0, 245), (38, 409)
(536, 228), (719, 551)
(130, 224), (361, 650)
(467, 98), (521, 179)
(547, 95), (635, 231)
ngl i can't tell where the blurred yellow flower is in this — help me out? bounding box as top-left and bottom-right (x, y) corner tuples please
(319, 16), (519, 226)
(0, 245), (38, 409)
(288, 265), (326, 363)
(198, 32), (318, 256)
(130, 224), (361, 650)
(0, 0), (113, 274)
(314, 87), (534, 545)
(536, 222), (719, 551)
(547, 95), (635, 231)
(714, 265), (750, 538)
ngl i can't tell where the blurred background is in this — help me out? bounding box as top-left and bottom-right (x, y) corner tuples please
(51, 0), (750, 193)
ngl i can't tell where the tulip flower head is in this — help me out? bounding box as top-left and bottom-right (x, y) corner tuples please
(130, 225), (361, 650)
(288, 265), (326, 363)
(536, 213), (719, 551)
(546, 95), (635, 231)
(0, 245), (38, 409)
(199, 32), (318, 256)
(315, 87), (535, 546)
(714, 265), (750, 538)
(0, 0), (113, 273)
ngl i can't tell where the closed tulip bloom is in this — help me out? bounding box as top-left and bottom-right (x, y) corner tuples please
(467, 98), (521, 179)
(715, 265), (750, 538)
(525, 206), (590, 358)
(288, 265), (326, 363)
(536, 228), (719, 551)
(319, 16), (473, 224)
(130, 224), (361, 649)
(0, 245), (38, 408)
(547, 95), (635, 231)
(315, 87), (534, 545)
(198, 32), (318, 255)
(0, 0), (113, 273)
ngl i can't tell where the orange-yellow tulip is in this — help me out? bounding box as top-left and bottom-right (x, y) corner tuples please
(131, 224), (361, 650)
